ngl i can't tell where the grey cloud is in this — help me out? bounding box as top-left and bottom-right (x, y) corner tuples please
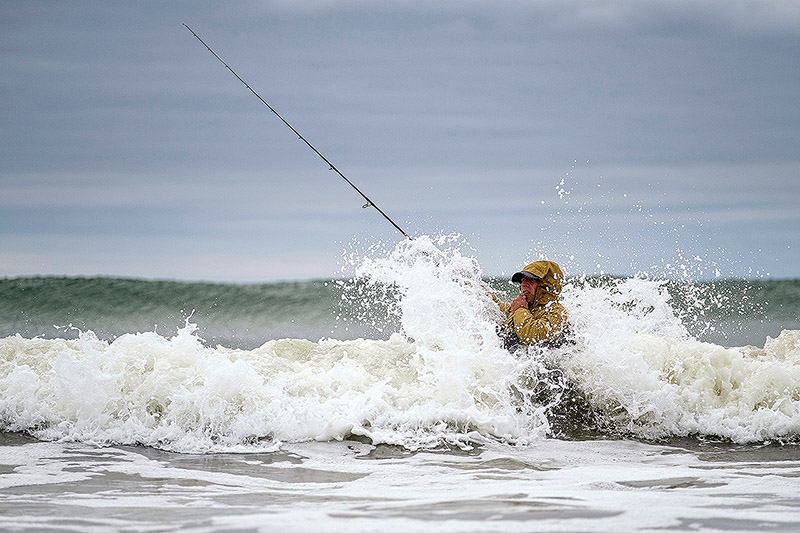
(261, 0), (800, 34)
(1, 0), (798, 280)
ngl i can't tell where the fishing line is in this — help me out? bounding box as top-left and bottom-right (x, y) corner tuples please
(183, 23), (411, 240)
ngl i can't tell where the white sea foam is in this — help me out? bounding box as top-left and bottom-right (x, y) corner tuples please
(1, 235), (798, 451)
(0, 327), (536, 452)
(559, 275), (800, 441)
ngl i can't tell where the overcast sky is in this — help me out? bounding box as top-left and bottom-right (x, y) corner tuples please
(2, 1), (799, 282)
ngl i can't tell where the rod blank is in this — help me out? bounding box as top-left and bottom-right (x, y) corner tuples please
(183, 23), (411, 240)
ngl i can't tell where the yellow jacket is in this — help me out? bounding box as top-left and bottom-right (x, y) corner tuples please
(495, 260), (569, 348)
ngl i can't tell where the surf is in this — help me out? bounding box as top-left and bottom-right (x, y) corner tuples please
(1, 235), (798, 452)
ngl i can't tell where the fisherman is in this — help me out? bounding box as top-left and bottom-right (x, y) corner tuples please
(493, 260), (570, 351)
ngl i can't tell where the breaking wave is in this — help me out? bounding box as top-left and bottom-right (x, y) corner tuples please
(1, 236), (798, 452)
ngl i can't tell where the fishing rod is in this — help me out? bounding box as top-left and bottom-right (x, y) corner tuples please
(183, 23), (411, 240)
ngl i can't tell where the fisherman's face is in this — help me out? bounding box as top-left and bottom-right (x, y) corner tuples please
(520, 277), (540, 300)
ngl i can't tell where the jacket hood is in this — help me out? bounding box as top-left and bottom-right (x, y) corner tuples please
(511, 260), (564, 299)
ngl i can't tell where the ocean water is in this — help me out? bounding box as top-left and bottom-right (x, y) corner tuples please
(2, 235), (800, 531)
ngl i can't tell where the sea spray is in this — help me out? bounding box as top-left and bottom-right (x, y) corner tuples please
(556, 276), (800, 442)
(348, 234), (504, 350)
(1, 236), (799, 450)
(0, 237), (548, 450)
(339, 234), (551, 445)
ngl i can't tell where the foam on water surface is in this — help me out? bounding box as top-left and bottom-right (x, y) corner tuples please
(1, 235), (799, 451)
(2, 437), (800, 532)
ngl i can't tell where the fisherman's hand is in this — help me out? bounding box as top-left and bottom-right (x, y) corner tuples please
(509, 293), (528, 314)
